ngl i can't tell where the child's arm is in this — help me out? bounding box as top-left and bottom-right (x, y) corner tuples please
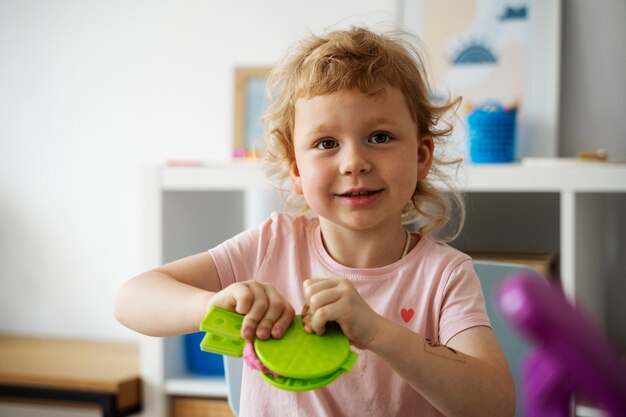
(113, 252), (295, 339)
(303, 278), (515, 417)
(371, 321), (514, 417)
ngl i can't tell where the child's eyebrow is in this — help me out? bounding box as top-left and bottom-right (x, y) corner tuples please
(297, 123), (330, 137)
(364, 116), (397, 127)
(297, 116), (401, 138)
(356, 116), (402, 132)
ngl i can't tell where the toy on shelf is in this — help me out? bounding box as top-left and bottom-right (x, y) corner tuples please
(232, 149), (265, 161)
(199, 307), (358, 392)
(497, 271), (626, 417)
(466, 100), (518, 164)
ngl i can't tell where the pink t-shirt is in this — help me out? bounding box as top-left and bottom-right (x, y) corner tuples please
(210, 212), (490, 417)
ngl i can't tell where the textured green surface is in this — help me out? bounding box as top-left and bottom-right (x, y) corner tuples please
(260, 350), (358, 392)
(254, 316), (351, 379)
(199, 307), (246, 357)
(198, 307), (359, 391)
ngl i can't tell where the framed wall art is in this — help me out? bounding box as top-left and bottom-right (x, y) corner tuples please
(233, 67), (272, 158)
(398, 0), (561, 159)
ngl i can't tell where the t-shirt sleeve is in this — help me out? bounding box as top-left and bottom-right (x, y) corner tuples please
(438, 259), (491, 345)
(208, 214), (275, 290)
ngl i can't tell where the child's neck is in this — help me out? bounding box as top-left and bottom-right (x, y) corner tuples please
(318, 223), (414, 268)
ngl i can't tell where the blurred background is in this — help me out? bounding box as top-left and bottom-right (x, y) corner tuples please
(0, 0), (624, 345)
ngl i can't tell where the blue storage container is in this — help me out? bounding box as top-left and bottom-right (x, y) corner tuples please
(467, 102), (517, 163)
(184, 332), (225, 376)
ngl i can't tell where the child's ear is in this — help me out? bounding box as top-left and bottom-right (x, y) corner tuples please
(417, 135), (434, 181)
(290, 161), (304, 195)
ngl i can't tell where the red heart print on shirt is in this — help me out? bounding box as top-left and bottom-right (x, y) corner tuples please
(401, 308), (414, 323)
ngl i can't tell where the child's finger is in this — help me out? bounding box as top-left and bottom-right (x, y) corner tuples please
(225, 282), (255, 314)
(303, 279), (339, 334)
(308, 286), (342, 313)
(271, 305), (295, 339)
(309, 304), (338, 336)
(303, 278), (333, 293)
(300, 304), (310, 317)
(240, 283), (270, 340)
(255, 286), (292, 339)
(303, 278), (339, 303)
(301, 304), (315, 333)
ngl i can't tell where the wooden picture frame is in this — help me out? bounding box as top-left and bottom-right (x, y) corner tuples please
(233, 67), (272, 156)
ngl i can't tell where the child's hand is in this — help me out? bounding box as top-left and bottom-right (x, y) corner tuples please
(302, 278), (382, 349)
(208, 281), (295, 341)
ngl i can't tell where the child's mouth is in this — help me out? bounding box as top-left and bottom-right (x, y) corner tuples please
(338, 189), (381, 197)
(336, 189), (383, 206)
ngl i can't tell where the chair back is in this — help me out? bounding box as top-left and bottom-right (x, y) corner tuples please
(224, 355), (243, 416)
(474, 261), (536, 417)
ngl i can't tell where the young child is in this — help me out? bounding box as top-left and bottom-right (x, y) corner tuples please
(114, 27), (514, 417)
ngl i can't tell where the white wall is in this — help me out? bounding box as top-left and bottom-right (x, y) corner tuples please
(0, 0), (396, 341)
(2, 0), (625, 343)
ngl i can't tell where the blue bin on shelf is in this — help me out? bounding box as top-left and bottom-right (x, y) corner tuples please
(467, 102), (517, 163)
(185, 332), (225, 376)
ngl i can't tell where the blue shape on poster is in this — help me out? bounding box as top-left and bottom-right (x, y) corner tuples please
(499, 5), (528, 21)
(452, 42), (497, 65)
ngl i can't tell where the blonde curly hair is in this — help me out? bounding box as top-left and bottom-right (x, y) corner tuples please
(262, 26), (465, 240)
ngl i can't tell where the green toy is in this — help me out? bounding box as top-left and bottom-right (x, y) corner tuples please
(199, 307), (247, 357)
(199, 307), (358, 391)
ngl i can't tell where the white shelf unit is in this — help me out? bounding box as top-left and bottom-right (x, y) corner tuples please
(142, 161), (626, 417)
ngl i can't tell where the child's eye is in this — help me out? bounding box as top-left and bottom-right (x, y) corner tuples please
(315, 139), (338, 150)
(369, 133), (392, 144)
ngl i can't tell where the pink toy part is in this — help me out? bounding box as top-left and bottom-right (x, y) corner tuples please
(243, 341), (282, 377)
(497, 271), (626, 417)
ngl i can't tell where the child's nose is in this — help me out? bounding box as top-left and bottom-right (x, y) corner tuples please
(339, 146), (371, 175)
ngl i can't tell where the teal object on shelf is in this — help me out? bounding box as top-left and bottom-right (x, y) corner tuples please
(185, 332), (225, 376)
(468, 101), (517, 163)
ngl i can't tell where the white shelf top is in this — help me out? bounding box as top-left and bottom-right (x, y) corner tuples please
(460, 162), (626, 192)
(160, 161), (626, 193)
(162, 161), (269, 191)
(165, 374), (228, 398)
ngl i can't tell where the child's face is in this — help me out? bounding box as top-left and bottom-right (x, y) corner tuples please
(290, 85), (433, 233)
